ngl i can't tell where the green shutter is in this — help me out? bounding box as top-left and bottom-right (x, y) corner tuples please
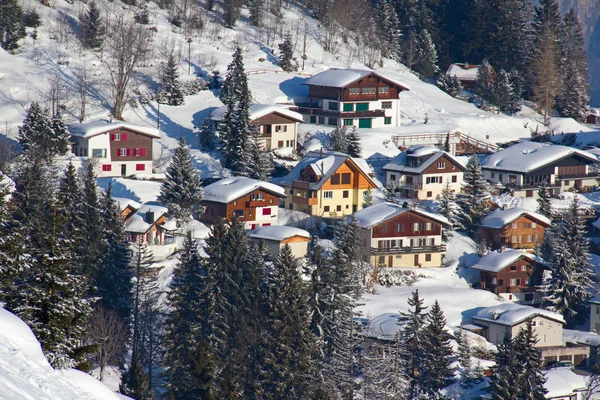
(358, 118), (372, 128)
(343, 103), (354, 111)
(343, 119), (354, 126)
(384, 117), (392, 125)
(356, 103), (369, 111)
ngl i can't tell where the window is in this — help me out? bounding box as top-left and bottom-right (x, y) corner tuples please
(262, 208), (272, 215)
(278, 140), (284, 147)
(328, 102), (339, 111)
(331, 174), (340, 185)
(343, 103), (354, 112)
(343, 119), (354, 126)
(390, 174), (396, 181)
(381, 224), (388, 233)
(427, 191), (433, 198)
(356, 103), (369, 111)
(413, 222), (419, 231)
(92, 149), (106, 158)
(425, 222), (432, 230)
(451, 175), (457, 183)
(384, 117), (392, 125)
(525, 293), (534, 302)
(136, 164), (145, 171)
(395, 223), (404, 232)
(510, 266), (517, 271)
(324, 191), (333, 199)
(135, 148), (140, 156)
(437, 162), (446, 169)
(425, 254), (432, 262)
(324, 206), (330, 212)
(564, 180), (570, 186)
(310, 116), (317, 123)
(527, 235), (532, 242)
(510, 278), (518, 286)
(499, 173), (503, 183)
(429, 238), (435, 246)
(113, 133), (121, 141)
(512, 223), (519, 229)
(381, 101), (392, 109)
(328, 118), (338, 126)
(379, 86), (389, 94)
(498, 279), (504, 286)
(361, 87), (376, 94)
(531, 222), (537, 228)
(234, 209), (244, 217)
(491, 172), (495, 179)
(336, 205), (342, 211)
(343, 190), (349, 198)
(342, 173), (351, 184)
(275, 125), (281, 132)
(262, 223), (271, 227)
(102, 164), (112, 172)
(349, 88), (360, 95)
(511, 235), (517, 243)
(250, 193), (264, 201)
(521, 265), (528, 271)
(318, 116), (325, 125)
(406, 176), (413, 184)
(119, 148), (127, 156)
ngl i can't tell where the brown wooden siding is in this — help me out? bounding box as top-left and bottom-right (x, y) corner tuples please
(320, 160), (375, 191)
(201, 189), (283, 223)
(307, 86), (343, 100)
(109, 127), (153, 162)
(481, 215), (548, 251)
(479, 258), (545, 295)
(252, 113), (300, 125)
(372, 211), (442, 238)
(281, 236), (311, 244)
(422, 154), (465, 174)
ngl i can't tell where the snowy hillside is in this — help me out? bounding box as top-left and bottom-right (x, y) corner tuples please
(0, 307), (130, 400)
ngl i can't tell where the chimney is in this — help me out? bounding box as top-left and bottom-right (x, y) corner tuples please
(319, 147), (324, 158)
(146, 210), (154, 224)
(402, 201), (409, 209)
(492, 311), (500, 320)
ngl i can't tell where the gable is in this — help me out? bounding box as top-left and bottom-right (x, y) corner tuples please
(422, 154), (466, 174)
(251, 112), (302, 125)
(321, 159), (377, 190)
(372, 210), (443, 238)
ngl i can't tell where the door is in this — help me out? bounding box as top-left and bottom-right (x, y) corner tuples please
(414, 254), (419, 267)
(121, 164), (127, 176)
(388, 256), (393, 268)
(358, 118), (372, 128)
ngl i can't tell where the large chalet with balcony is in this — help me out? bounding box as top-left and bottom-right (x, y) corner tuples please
(200, 177), (286, 230)
(210, 104), (304, 151)
(276, 150), (378, 218)
(295, 68), (410, 128)
(471, 249), (547, 304)
(382, 145), (466, 199)
(68, 119), (160, 177)
(352, 202), (449, 268)
(479, 207), (552, 251)
(480, 141), (600, 197)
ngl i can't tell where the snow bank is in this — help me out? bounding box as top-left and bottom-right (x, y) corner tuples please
(544, 368), (587, 398)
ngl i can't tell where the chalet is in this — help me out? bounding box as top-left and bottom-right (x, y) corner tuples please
(210, 104), (303, 151)
(249, 226), (311, 259)
(124, 202), (178, 261)
(382, 145), (466, 199)
(352, 202), (449, 268)
(200, 177), (286, 230)
(587, 107), (600, 125)
(277, 150), (378, 218)
(296, 68), (410, 128)
(471, 249), (547, 304)
(113, 197), (141, 219)
(479, 207), (552, 251)
(480, 141), (600, 197)
(67, 119), (161, 178)
(445, 63), (479, 90)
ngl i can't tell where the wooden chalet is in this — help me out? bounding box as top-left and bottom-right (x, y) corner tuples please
(479, 207), (552, 251)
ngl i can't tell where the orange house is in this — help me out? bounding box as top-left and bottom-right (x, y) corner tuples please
(479, 207), (552, 251)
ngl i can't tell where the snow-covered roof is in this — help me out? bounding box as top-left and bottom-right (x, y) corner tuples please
(589, 107), (600, 117)
(202, 177), (286, 204)
(351, 202), (450, 229)
(124, 202), (170, 233)
(588, 293), (600, 305)
(479, 207), (551, 229)
(113, 197), (141, 212)
(544, 368), (586, 398)
(473, 303), (565, 326)
(276, 150), (377, 191)
(303, 68), (410, 90)
(593, 217), (600, 231)
(68, 119), (161, 139)
(563, 329), (600, 347)
(210, 103), (304, 122)
(382, 145), (464, 174)
(446, 63), (479, 81)
(470, 249), (547, 273)
(249, 226), (310, 242)
(480, 141), (599, 173)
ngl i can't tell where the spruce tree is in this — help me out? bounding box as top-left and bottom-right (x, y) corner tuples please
(157, 136), (203, 224)
(457, 155), (489, 227)
(249, 0), (263, 27)
(414, 29), (439, 80)
(18, 103), (70, 162)
(492, 69), (513, 114)
(362, 188), (373, 209)
(223, 0), (241, 28)
(198, 117), (217, 151)
(421, 300), (454, 398)
(346, 127), (362, 158)
(120, 353), (154, 400)
(241, 130), (273, 181)
(476, 59), (495, 108)
(489, 332), (520, 400)
(398, 289), (428, 398)
(514, 321), (547, 399)
(130, 241), (155, 358)
(437, 74), (464, 98)
(328, 127), (348, 153)
(80, 1), (104, 49)
(438, 180), (465, 233)
(56, 162), (84, 249)
(443, 132), (451, 152)
(455, 328), (474, 384)
(0, 0), (26, 51)
(79, 161), (104, 282)
(160, 54), (185, 106)
(278, 34), (296, 72)
(536, 180), (553, 219)
(376, 0), (402, 60)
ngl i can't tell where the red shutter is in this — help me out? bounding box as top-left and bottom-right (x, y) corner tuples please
(126, 148), (131, 156)
(122, 133), (128, 141)
(140, 148), (146, 156)
(110, 134), (115, 141)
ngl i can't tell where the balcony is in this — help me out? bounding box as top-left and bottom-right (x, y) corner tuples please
(393, 182), (422, 191)
(247, 200), (268, 208)
(293, 105), (386, 119)
(291, 196), (318, 206)
(371, 245), (446, 255)
(292, 180), (311, 190)
(556, 172), (600, 180)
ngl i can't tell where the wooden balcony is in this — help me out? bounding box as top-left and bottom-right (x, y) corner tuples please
(292, 180), (311, 190)
(294, 106), (386, 119)
(371, 245), (446, 255)
(246, 200), (267, 208)
(291, 196), (318, 206)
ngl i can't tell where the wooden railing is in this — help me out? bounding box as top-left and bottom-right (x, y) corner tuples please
(292, 180), (311, 190)
(391, 131), (501, 153)
(370, 245), (446, 254)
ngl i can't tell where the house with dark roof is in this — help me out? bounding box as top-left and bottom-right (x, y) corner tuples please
(276, 150), (378, 218)
(295, 68), (410, 128)
(352, 202), (449, 268)
(249, 226), (311, 259)
(471, 249), (548, 304)
(445, 63), (479, 89)
(123, 202), (178, 261)
(382, 145), (466, 199)
(480, 141), (600, 197)
(479, 207), (552, 251)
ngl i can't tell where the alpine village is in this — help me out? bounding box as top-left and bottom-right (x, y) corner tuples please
(4, 0), (600, 398)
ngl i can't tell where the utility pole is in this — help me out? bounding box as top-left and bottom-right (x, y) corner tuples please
(187, 38), (192, 75)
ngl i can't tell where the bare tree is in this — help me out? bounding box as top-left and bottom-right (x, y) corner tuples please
(73, 63), (89, 122)
(88, 306), (128, 382)
(104, 14), (153, 120)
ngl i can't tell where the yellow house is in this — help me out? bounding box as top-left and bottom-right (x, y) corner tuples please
(277, 150), (378, 218)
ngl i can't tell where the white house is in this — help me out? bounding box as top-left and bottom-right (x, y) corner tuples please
(249, 226), (311, 259)
(67, 119), (161, 178)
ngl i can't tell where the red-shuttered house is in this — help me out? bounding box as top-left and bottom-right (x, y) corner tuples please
(68, 119), (161, 177)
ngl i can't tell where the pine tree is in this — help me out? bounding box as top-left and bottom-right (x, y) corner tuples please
(160, 54), (185, 106)
(457, 155), (489, 227)
(513, 321), (547, 399)
(376, 0), (402, 60)
(79, 161), (105, 282)
(438, 180), (466, 233)
(278, 35), (296, 72)
(489, 332), (520, 400)
(241, 130), (273, 181)
(421, 301), (454, 398)
(223, 0), (242, 28)
(414, 29), (439, 80)
(443, 132), (451, 152)
(437, 74), (464, 98)
(120, 353), (154, 400)
(536, 180), (553, 219)
(18, 103), (70, 162)
(198, 117), (217, 151)
(158, 136), (203, 224)
(362, 188), (373, 209)
(346, 127), (362, 158)
(476, 59), (495, 108)
(0, 0), (26, 51)
(249, 0), (264, 27)
(398, 289), (428, 398)
(328, 127), (348, 153)
(492, 69), (513, 113)
(80, 1), (104, 49)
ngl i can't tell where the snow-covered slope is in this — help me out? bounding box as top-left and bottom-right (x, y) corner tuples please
(0, 307), (129, 400)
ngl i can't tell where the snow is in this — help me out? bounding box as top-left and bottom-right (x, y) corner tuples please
(446, 63), (479, 82)
(249, 225), (310, 241)
(97, 178), (162, 204)
(480, 141), (598, 173)
(112, 197), (141, 212)
(544, 368), (587, 398)
(563, 329), (600, 347)
(352, 202), (449, 229)
(210, 103), (303, 122)
(303, 68), (410, 90)
(124, 202), (169, 233)
(0, 308), (129, 400)
(202, 176), (285, 204)
(473, 303), (565, 326)
(382, 146), (463, 173)
(67, 119), (161, 139)
(479, 207), (552, 229)
(470, 249), (547, 273)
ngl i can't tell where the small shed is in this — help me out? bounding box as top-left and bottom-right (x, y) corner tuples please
(249, 226), (311, 259)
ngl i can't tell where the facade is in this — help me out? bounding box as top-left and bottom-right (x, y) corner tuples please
(480, 141), (600, 197)
(382, 145), (466, 199)
(277, 150), (378, 218)
(589, 295), (600, 333)
(123, 202), (178, 261)
(445, 63), (479, 89)
(68, 119), (160, 178)
(295, 68), (410, 128)
(249, 226), (311, 259)
(479, 207), (552, 251)
(471, 249), (547, 304)
(200, 177), (286, 230)
(352, 202), (449, 268)
(210, 104), (303, 151)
